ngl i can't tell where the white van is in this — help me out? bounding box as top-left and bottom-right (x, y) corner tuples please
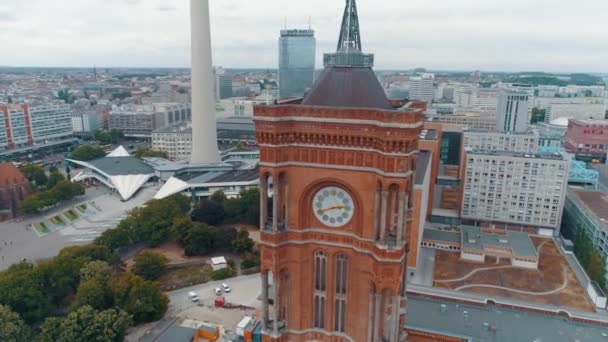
(188, 291), (199, 302)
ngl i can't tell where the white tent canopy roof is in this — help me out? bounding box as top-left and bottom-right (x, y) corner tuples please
(107, 145), (130, 157)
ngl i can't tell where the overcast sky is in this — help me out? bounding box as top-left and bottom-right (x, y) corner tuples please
(1, 0), (607, 72)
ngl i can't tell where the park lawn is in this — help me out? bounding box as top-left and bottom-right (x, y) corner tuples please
(157, 264), (214, 291)
(50, 215), (66, 225)
(64, 209), (79, 221)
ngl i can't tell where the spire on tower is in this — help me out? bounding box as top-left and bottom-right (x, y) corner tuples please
(323, 0), (373, 68)
(336, 0), (362, 53)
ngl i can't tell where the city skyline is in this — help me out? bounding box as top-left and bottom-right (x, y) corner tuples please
(1, 0), (608, 73)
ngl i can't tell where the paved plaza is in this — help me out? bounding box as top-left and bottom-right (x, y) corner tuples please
(0, 185), (157, 270)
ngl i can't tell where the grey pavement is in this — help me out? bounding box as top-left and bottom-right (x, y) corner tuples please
(0, 185), (156, 270)
(409, 247), (435, 286)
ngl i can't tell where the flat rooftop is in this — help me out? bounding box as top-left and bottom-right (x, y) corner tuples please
(461, 226), (537, 258)
(88, 156), (154, 176)
(414, 151), (431, 185)
(423, 229), (460, 244)
(406, 294), (608, 342)
(467, 149), (564, 161)
(570, 188), (608, 231)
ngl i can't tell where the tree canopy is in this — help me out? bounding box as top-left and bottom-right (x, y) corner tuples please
(0, 304), (34, 342)
(22, 180), (84, 214)
(132, 251), (168, 281)
(94, 129), (124, 145)
(134, 148), (168, 159)
(192, 199), (225, 226)
(69, 145), (106, 161)
(111, 273), (168, 324)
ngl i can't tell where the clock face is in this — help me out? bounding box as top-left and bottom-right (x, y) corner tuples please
(313, 186), (354, 227)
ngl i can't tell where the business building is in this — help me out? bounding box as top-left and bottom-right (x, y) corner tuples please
(496, 90), (530, 133)
(214, 67), (233, 100)
(71, 110), (101, 133)
(564, 188), (608, 285)
(464, 129), (539, 154)
(564, 119), (608, 161)
(0, 103), (73, 151)
(278, 29), (316, 98)
(409, 73), (435, 103)
(430, 114), (497, 131)
(108, 103), (191, 138)
(462, 150), (569, 235)
(453, 85), (500, 115)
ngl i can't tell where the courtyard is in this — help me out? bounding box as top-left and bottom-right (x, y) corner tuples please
(433, 237), (595, 312)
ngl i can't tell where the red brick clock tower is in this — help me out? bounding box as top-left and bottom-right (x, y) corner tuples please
(254, 2), (424, 341)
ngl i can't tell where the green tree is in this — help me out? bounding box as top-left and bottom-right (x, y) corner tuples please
(37, 306), (132, 342)
(109, 129), (124, 144)
(0, 305), (34, 342)
(134, 148), (168, 159)
(20, 164), (48, 188)
(183, 224), (215, 256)
(225, 188), (260, 225)
(171, 216), (195, 245)
(111, 273), (168, 324)
(215, 226), (238, 251)
(52, 180), (84, 201)
(192, 199), (225, 225)
(212, 267), (236, 281)
(94, 130), (112, 145)
(232, 228), (255, 254)
(587, 251), (607, 289)
(530, 108), (546, 124)
(47, 171), (65, 188)
(132, 251), (168, 281)
(70, 145), (106, 161)
(80, 260), (114, 283)
(210, 190), (227, 203)
(0, 262), (50, 323)
(70, 278), (112, 311)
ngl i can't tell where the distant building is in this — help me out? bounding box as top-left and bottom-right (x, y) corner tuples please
(0, 103), (73, 151)
(462, 150), (569, 235)
(109, 103), (191, 138)
(72, 110), (100, 133)
(496, 90), (530, 133)
(431, 114), (497, 131)
(409, 73), (434, 103)
(545, 102), (606, 123)
(564, 119), (608, 161)
(453, 85), (500, 115)
(464, 129), (539, 154)
(214, 67), (233, 100)
(0, 163), (32, 222)
(278, 29), (316, 98)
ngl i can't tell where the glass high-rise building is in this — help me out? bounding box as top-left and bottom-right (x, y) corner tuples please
(279, 29), (316, 98)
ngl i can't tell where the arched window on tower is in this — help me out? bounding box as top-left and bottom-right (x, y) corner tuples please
(313, 250), (327, 329)
(334, 253), (348, 333)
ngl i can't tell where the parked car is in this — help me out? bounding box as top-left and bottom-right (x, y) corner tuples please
(221, 283), (231, 293)
(214, 287), (223, 295)
(188, 291), (199, 302)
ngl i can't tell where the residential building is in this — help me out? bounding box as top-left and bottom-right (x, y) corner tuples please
(564, 119), (608, 161)
(464, 129), (539, 154)
(545, 102), (606, 123)
(0, 103), (73, 151)
(108, 103), (191, 138)
(72, 110), (101, 133)
(496, 90), (530, 133)
(453, 85), (500, 115)
(564, 188), (608, 284)
(462, 150), (569, 234)
(214, 67), (233, 100)
(430, 114), (497, 131)
(278, 29), (316, 98)
(409, 73), (434, 103)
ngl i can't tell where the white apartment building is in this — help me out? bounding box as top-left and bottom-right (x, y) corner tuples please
(0, 103), (73, 150)
(431, 114), (497, 131)
(151, 125), (192, 161)
(454, 85), (500, 115)
(109, 103), (191, 138)
(72, 111), (100, 133)
(464, 130), (539, 154)
(462, 150), (569, 234)
(409, 73), (434, 103)
(533, 96), (606, 111)
(496, 90), (530, 133)
(545, 102), (606, 123)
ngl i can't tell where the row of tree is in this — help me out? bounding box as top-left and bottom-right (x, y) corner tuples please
(191, 189), (260, 226)
(0, 245), (168, 341)
(94, 129), (124, 145)
(69, 145), (107, 161)
(20, 165), (65, 191)
(22, 180), (84, 214)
